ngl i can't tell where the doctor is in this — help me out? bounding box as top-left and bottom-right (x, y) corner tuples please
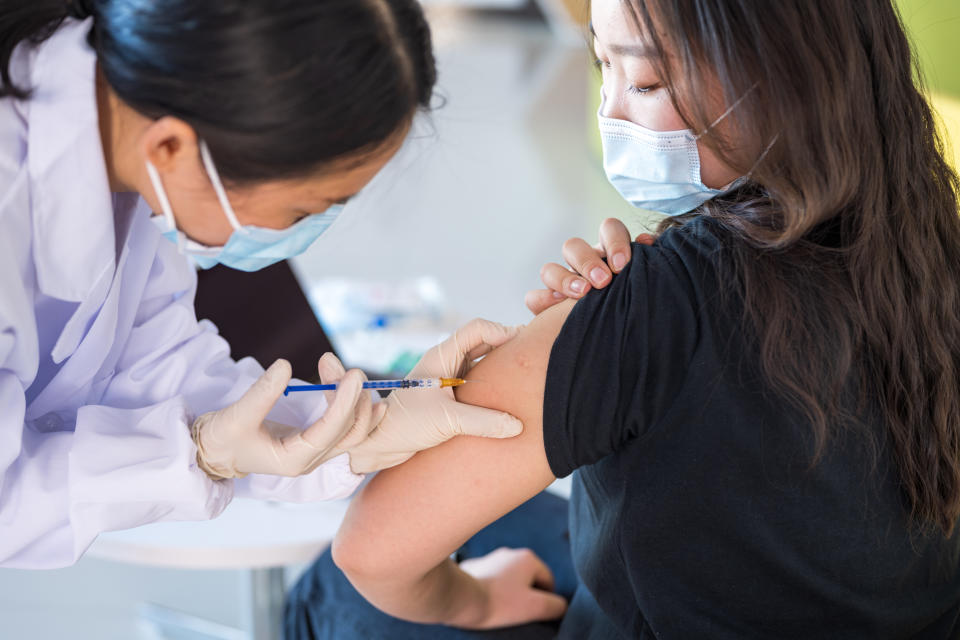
(0, 0), (522, 569)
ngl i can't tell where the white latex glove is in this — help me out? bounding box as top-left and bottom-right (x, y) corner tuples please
(346, 318), (524, 474)
(192, 356), (376, 479)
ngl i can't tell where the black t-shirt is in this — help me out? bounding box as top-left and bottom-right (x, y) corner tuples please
(543, 217), (960, 639)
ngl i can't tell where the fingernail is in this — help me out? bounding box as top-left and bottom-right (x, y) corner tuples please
(590, 267), (609, 286)
(552, 291), (565, 299)
(569, 279), (586, 295)
(612, 253), (627, 271)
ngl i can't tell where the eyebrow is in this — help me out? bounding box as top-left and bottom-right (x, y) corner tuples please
(589, 22), (655, 58)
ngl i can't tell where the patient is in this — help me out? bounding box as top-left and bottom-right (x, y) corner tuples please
(288, 0), (960, 637)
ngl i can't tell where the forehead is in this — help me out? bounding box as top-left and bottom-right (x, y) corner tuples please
(590, 0), (649, 49)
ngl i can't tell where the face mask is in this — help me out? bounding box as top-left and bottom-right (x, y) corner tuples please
(598, 88), (746, 216)
(146, 140), (342, 272)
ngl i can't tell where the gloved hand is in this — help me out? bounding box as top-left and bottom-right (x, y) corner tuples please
(345, 318), (524, 474)
(191, 356), (376, 479)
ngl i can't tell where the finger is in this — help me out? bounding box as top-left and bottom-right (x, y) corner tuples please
(333, 386), (376, 452)
(413, 319), (519, 378)
(634, 232), (656, 245)
(440, 319), (520, 375)
(233, 359), (292, 427)
(317, 352), (347, 408)
(372, 399), (387, 426)
(539, 262), (590, 299)
(444, 401), (523, 439)
(455, 318), (520, 353)
(598, 218), (633, 273)
(525, 590), (568, 622)
(525, 289), (566, 315)
(562, 237), (611, 289)
(298, 369), (364, 450)
(463, 324), (522, 363)
(523, 550), (556, 592)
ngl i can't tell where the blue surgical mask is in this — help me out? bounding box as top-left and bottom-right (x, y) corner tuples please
(598, 89), (745, 216)
(146, 140), (342, 272)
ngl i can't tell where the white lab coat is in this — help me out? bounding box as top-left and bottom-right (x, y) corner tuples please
(0, 19), (363, 569)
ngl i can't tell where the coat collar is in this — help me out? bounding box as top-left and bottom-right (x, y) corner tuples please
(27, 17), (117, 303)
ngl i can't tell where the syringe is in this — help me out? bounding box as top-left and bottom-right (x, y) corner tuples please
(284, 377), (466, 396)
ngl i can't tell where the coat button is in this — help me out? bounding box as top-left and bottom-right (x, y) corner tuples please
(37, 413), (64, 431)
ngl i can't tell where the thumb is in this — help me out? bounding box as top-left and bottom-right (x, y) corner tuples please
(419, 319), (519, 377)
(317, 352), (347, 408)
(300, 369), (364, 449)
(454, 318), (520, 361)
(444, 401), (523, 439)
(233, 359), (292, 425)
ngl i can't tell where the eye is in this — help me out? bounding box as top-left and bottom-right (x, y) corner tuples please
(626, 84), (655, 95)
(593, 58), (612, 70)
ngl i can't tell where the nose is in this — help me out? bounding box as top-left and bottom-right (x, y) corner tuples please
(599, 83), (627, 121)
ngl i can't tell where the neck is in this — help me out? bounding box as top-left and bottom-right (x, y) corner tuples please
(95, 66), (143, 194)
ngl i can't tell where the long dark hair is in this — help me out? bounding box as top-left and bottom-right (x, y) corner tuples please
(0, 0), (436, 183)
(617, 0), (960, 534)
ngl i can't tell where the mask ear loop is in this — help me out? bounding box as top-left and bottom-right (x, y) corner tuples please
(692, 82), (777, 190)
(694, 81), (760, 141)
(744, 133), (780, 179)
(145, 160), (185, 254)
(198, 140), (244, 233)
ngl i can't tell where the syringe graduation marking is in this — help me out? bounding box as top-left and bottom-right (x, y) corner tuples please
(283, 377), (465, 396)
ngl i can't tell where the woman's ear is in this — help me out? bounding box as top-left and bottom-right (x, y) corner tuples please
(139, 116), (199, 174)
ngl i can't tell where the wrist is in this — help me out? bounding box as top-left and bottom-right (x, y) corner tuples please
(438, 565), (491, 629)
(191, 412), (243, 480)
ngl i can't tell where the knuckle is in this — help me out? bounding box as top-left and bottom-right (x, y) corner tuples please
(561, 237), (582, 253)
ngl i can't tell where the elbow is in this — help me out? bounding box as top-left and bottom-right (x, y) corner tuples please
(331, 530), (367, 581)
(332, 528), (427, 622)
(331, 526), (392, 587)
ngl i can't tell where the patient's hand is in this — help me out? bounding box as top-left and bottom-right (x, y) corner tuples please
(526, 217), (655, 314)
(459, 547), (567, 629)
(344, 318), (524, 474)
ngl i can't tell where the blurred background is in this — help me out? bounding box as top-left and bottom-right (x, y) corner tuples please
(1, 1), (956, 639)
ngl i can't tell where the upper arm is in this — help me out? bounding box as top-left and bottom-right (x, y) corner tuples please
(333, 299), (576, 578)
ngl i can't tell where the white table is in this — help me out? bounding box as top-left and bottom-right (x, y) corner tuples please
(87, 498), (350, 640)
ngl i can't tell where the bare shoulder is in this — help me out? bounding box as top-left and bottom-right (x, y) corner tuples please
(454, 298), (576, 428)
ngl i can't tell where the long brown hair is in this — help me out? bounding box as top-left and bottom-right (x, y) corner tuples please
(620, 0), (960, 534)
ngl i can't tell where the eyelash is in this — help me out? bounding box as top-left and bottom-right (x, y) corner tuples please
(594, 59), (654, 95)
